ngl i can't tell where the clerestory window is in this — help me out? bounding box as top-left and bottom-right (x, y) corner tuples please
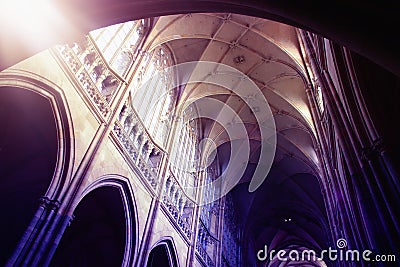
(90, 19), (148, 77)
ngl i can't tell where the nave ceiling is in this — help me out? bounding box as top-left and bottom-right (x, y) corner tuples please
(138, 13), (329, 260)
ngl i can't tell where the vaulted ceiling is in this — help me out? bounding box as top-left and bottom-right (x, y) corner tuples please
(144, 13), (319, 175)
(143, 13), (329, 265)
(1, 1), (398, 265)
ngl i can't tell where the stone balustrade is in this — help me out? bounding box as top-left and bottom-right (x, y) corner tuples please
(162, 171), (195, 240)
(196, 242), (215, 267)
(114, 105), (164, 191)
(196, 220), (218, 267)
(55, 36), (125, 117)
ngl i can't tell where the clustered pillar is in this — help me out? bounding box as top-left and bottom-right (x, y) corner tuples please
(300, 30), (400, 266)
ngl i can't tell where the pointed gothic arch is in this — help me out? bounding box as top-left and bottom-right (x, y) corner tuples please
(50, 176), (138, 267)
(146, 238), (179, 267)
(0, 71), (73, 266)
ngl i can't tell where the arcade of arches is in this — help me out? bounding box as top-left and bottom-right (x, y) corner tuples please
(0, 10), (399, 267)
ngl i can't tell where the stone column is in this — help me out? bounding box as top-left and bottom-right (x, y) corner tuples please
(5, 197), (65, 267)
(299, 31), (384, 254)
(185, 170), (204, 266)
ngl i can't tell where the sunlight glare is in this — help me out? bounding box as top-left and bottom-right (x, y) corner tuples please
(0, 0), (70, 50)
(1, 0), (56, 28)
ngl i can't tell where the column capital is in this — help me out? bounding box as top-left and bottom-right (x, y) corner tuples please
(372, 137), (386, 154)
(361, 138), (386, 160)
(361, 146), (375, 161)
(305, 84), (313, 94)
(39, 196), (50, 208)
(39, 196), (61, 210)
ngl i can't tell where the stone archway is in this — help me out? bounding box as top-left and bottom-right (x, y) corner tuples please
(0, 86), (58, 265)
(50, 186), (127, 267)
(146, 240), (178, 267)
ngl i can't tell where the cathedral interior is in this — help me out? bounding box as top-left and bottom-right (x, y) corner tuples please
(0, 1), (399, 267)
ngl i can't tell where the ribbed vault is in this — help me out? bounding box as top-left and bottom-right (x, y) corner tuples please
(141, 13), (330, 265)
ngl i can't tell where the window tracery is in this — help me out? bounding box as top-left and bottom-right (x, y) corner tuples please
(90, 19), (147, 77)
(130, 45), (176, 147)
(222, 193), (240, 267)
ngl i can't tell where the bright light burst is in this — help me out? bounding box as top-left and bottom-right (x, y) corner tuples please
(0, 0), (74, 52)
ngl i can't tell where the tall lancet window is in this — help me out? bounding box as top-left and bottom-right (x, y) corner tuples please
(222, 193), (240, 267)
(196, 158), (221, 266)
(169, 105), (199, 198)
(201, 159), (220, 227)
(131, 45), (176, 147)
(90, 19), (148, 77)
